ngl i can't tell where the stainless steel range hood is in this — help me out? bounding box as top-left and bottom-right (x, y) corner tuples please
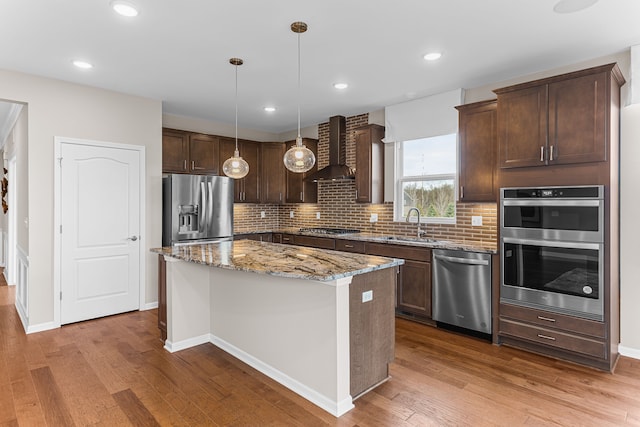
(304, 115), (355, 182)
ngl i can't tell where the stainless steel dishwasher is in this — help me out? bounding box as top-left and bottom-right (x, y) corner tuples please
(432, 249), (492, 334)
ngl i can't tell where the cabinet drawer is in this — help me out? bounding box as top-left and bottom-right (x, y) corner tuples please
(500, 303), (605, 339)
(293, 235), (336, 250)
(335, 239), (366, 253)
(367, 243), (431, 261)
(500, 319), (606, 359)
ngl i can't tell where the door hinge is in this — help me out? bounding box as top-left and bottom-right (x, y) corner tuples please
(59, 291), (62, 301)
(59, 225), (62, 234)
(58, 157), (63, 166)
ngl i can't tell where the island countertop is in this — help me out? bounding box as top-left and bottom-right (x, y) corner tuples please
(151, 239), (404, 281)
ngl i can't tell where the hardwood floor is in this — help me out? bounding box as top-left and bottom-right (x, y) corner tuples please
(1, 284), (639, 426)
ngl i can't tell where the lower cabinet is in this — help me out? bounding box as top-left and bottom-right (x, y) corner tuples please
(366, 243), (432, 320)
(276, 235), (433, 322)
(158, 254), (167, 341)
(499, 302), (610, 369)
(234, 233), (272, 242)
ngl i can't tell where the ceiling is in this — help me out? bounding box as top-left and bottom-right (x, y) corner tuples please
(1, 0), (639, 134)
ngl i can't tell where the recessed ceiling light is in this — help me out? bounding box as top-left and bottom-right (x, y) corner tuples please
(333, 83), (348, 90)
(423, 52), (442, 61)
(553, 0), (598, 13)
(264, 106), (276, 112)
(110, 0), (139, 17)
(73, 60), (93, 69)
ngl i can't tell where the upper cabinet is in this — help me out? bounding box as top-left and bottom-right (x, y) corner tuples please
(260, 142), (286, 204)
(286, 138), (318, 203)
(162, 128), (219, 175)
(355, 124), (384, 204)
(495, 63), (624, 169)
(456, 100), (497, 202)
(219, 138), (260, 203)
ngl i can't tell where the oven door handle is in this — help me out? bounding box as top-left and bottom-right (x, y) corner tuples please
(434, 254), (489, 266)
(501, 199), (601, 207)
(502, 237), (601, 250)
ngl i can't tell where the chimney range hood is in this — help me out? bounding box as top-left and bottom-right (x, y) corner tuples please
(304, 115), (355, 182)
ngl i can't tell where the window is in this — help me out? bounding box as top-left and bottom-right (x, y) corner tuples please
(395, 133), (457, 223)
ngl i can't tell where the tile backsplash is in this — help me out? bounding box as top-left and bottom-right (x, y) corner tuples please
(234, 113), (497, 249)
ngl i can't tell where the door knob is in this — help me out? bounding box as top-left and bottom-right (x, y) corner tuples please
(127, 236), (138, 241)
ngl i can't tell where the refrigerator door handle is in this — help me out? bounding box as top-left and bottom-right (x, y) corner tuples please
(200, 181), (207, 231)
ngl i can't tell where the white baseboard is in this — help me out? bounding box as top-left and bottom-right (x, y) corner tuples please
(210, 334), (354, 417)
(26, 321), (59, 334)
(619, 344), (640, 360)
(163, 334), (210, 353)
(141, 301), (158, 311)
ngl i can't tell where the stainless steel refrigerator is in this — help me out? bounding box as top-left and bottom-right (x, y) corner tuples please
(162, 174), (234, 246)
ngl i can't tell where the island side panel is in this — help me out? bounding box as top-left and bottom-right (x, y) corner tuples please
(164, 257), (212, 351)
(208, 267), (353, 414)
(349, 267), (397, 398)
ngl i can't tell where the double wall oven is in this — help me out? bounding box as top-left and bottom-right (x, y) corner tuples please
(500, 186), (604, 321)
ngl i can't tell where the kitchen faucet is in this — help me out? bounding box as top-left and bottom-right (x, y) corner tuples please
(406, 207), (422, 238)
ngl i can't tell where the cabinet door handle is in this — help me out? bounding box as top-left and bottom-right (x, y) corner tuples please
(537, 334), (556, 341)
(300, 191), (303, 201)
(344, 244), (354, 248)
(183, 160), (187, 170)
(537, 316), (556, 322)
(550, 145), (555, 161)
(460, 186), (464, 199)
(540, 146), (545, 162)
(192, 160), (195, 170)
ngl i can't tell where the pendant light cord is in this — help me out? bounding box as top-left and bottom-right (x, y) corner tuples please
(297, 30), (301, 143)
(235, 63), (239, 152)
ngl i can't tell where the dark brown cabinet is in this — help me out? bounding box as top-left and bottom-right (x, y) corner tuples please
(162, 128), (220, 175)
(456, 100), (497, 202)
(355, 125), (384, 204)
(367, 243), (432, 320)
(495, 63), (623, 169)
(286, 138), (318, 203)
(499, 303), (609, 367)
(260, 143), (286, 204)
(219, 138), (260, 203)
(158, 254), (167, 342)
(234, 233), (272, 242)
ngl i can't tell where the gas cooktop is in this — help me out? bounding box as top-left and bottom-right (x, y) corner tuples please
(299, 227), (361, 235)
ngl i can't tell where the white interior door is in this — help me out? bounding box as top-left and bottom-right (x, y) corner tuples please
(60, 142), (141, 325)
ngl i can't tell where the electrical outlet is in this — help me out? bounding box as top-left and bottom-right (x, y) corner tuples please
(290, 210), (294, 219)
(260, 211), (266, 219)
(370, 213), (378, 223)
(471, 216), (483, 226)
(362, 290), (373, 303)
(316, 212), (321, 219)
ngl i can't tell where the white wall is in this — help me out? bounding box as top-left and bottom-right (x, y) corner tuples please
(0, 68), (162, 328)
(620, 105), (640, 356)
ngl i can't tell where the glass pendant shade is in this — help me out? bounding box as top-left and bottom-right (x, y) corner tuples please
(222, 149), (249, 179)
(284, 21), (316, 173)
(284, 137), (315, 173)
(223, 57), (250, 179)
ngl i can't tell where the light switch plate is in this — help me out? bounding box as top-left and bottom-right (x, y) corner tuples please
(472, 216), (483, 226)
(316, 212), (321, 219)
(260, 211), (266, 218)
(370, 213), (378, 223)
(290, 211), (294, 219)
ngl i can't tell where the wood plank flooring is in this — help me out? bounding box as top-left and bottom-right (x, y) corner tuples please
(1, 283), (639, 426)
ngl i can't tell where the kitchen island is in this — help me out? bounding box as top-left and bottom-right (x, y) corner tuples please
(152, 240), (403, 417)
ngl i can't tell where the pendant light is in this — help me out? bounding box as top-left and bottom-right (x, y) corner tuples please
(222, 58), (250, 179)
(283, 21), (316, 173)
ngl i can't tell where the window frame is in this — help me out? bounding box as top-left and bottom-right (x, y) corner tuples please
(393, 134), (458, 224)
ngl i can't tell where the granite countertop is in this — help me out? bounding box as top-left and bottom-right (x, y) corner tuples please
(152, 239), (404, 282)
(236, 229), (497, 254)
